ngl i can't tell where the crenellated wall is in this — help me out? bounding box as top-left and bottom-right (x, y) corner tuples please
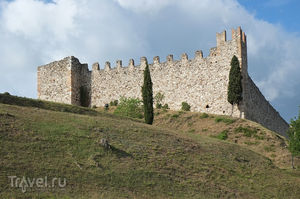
(37, 27), (289, 137)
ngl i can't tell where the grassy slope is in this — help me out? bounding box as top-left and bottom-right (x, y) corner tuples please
(153, 109), (300, 169)
(0, 98), (300, 198)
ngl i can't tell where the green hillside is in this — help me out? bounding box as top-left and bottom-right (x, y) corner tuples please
(0, 95), (300, 198)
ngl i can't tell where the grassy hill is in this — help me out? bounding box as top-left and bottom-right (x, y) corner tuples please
(0, 94), (300, 198)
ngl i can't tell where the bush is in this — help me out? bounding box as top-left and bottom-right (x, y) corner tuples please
(162, 104), (169, 110)
(235, 126), (257, 137)
(113, 97), (143, 119)
(181, 102), (191, 111)
(171, 114), (179, 118)
(156, 103), (162, 109)
(200, 113), (209, 118)
(110, 100), (118, 107)
(217, 130), (228, 140)
(215, 116), (236, 124)
(154, 92), (165, 109)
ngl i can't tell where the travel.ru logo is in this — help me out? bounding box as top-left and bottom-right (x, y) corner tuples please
(8, 176), (66, 193)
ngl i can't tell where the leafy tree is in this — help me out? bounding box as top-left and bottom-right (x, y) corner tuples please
(227, 55), (243, 105)
(155, 92), (165, 109)
(288, 110), (300, 169)
(142, 62), (154, 124)
(113, 97), (143, 119)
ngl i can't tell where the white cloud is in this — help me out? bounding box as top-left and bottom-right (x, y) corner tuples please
(0, 0), (299, 120)
(114, 0), (172, 13)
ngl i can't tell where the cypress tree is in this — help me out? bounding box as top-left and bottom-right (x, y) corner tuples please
(227, 55), (243, 105)
(142, 62), (154, 124)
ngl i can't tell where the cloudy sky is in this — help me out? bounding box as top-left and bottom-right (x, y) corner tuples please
(0, 0), (299, 122)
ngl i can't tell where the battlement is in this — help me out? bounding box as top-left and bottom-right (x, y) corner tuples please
(217, 26), (246, 46)
(89, 27), (247, 73)
(37, 27), (288, 137)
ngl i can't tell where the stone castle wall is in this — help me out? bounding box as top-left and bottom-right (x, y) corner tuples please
(37, 57), (72, 104)
(38, 56), (91, 106)
(37, 27), (289, 137)
(243, 77), (289, 135)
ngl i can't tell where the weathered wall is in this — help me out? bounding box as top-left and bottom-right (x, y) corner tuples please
(37, 56), (91, 106)
(37, 27), (289, 137)
(91, 28), (246, 118)
(70, 57), (91, 106)
(37, 57), (72, 104)
(244, 77), (289, 137)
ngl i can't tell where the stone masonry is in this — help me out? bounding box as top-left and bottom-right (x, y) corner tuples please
(37, 27), (289, 137)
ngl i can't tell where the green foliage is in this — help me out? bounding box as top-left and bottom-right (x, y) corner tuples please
(142, 63), (154, 124)
(214, 116), (236, 124)
(200, 113), (209, 119)
(156, 103), (162, 109)
(171, 114), (179, 118)
(181, 102), (191, 111)
(217, 130), (228, 140)
(288, 112), (300, 157)
(162, 104), (169, 110)
(80, 86), (89, 107)
(154, 92), (165, 109)
(110, 100), (118, 106)
(235, 126), (258, 137)
(227, 55), (243, 105)
(113, 97), (143, 119)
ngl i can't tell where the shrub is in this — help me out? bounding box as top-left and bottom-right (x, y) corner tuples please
(110, 100), (118, 106)
(156, 103), (162, 109)
(113, 100), (118, 106)
(235, 126), (257, 137)
(200, 113), (209, 119)
(154, 92), (165, 109)
(215, 116), (236, 124)
(162, 104), (169, 110)
(181, 102), (191, 111)
(217, 130), (228, 140)
(92, 105), (97, 109)
(113, 97), (143, 119)
(171, 114), (179, 118)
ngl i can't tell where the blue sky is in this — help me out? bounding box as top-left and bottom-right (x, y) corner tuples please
(238, 0), (300, 32)
(0, 0), (299, 122)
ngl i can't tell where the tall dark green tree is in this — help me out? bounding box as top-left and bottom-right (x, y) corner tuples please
(142, 62), (154, 124)
(288, 110), (300, 169)
(227, 55), (243, 106)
